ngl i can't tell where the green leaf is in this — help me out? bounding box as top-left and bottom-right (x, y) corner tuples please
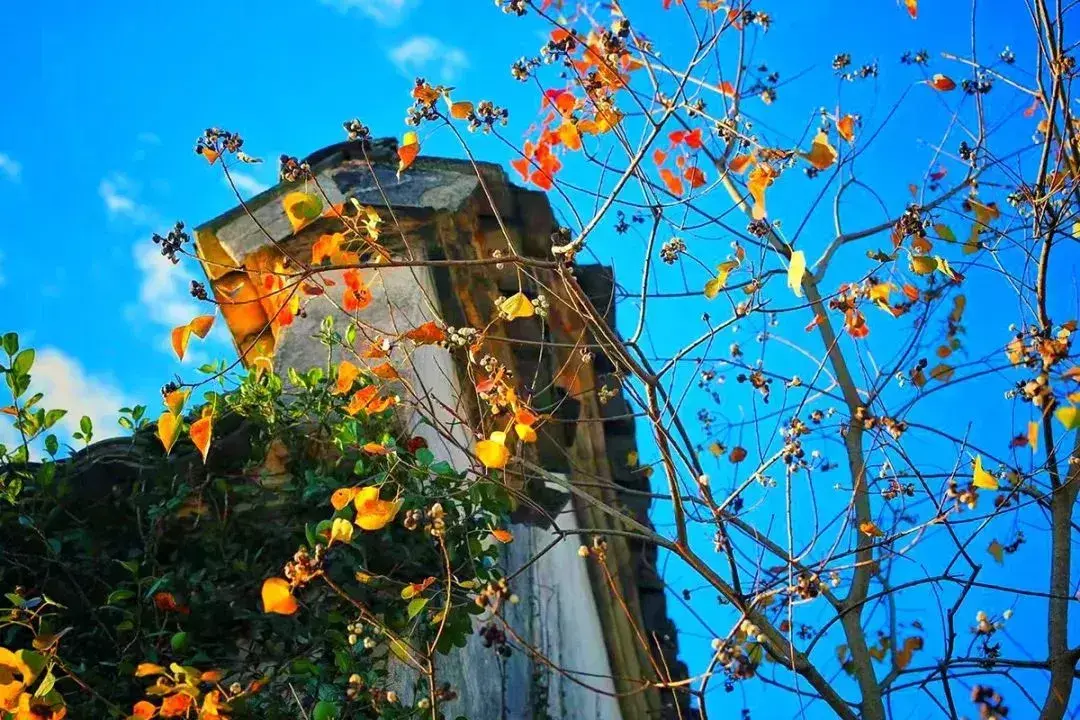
(43, 409), (66, 430)
(107, 589), (135, 605)
(2, 332), (19, 356)
(34, 670), (56, 698)
(171, 631), (190, 653)
(313, 700), (340, 720)
(407, 597), (430, 619)
(44, 435), (58, 456)
(79, 416), (93, 437)
(13, 349), (35, 375)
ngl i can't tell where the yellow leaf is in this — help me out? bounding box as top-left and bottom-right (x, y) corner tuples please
(499, 292), (535, 319)
(189, 315), (214, 339)
(747, 164), (777, 220)
(972, 455), (999, 490)
(803, 131), (837, 170)
(261, 578), (299, 615)
(787, 250), (806, 298)
(708, 442), (723, 457)
(859, 520), (885, 538)
(627, 450), (639, 467)
(353, 486), (402, 530)
(704, 260), (739, 299)
(190, 415), (212, 463)
(910, 256), (938, 275)
(282, 191), (323, 234)
(987, 539), (1005, 564)
(514, 422), (537, 443)
(164, 388), (190, 416)
(329, 517), (354, 545)
(1028, 421), (1039, 451)
(476, 431), (510, 469)
(157, 412), (181, 455)
(1055, 405), (1080, 430)
(398, 131), (420, 176)
(491, 528), (514, 543)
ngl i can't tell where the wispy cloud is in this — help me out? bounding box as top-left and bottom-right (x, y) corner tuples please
(319, 0), (417, 25)
(225, 171), (270, 198)
(26, 348), (133, 440)
(390, 36), (468, 83)
(99, 174), (159, 226)
(133, 243), (201, 329)
(0, 153), (22, 182)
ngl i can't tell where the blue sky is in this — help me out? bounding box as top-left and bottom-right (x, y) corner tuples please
(2, 0), (1076, 717)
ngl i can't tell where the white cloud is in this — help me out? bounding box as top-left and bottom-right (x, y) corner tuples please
(319, 0), (416, 25)
(390, 36), (469, 83)
(133, 242), (201, 329)
(26, 348), (132, 440)
(225, 171), (269, 197)
(0, 153), (22, 182)
(99, 174), (159, 226)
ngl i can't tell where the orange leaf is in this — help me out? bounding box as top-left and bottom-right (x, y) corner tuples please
(362, 442), (391, 455)
(653, 148), (668, 165)
(170, 325), (192, 362)
(747, 164), (777, 220)
(201, 148), (220, 166)
(402, 321), (447, 345)
(189, 315), (214, 339)
(683, 166), (707, 188)
(803, 131), (837, 170)
(132, 701), (158, 719)
(190, 415), (212, 463)
(450, 101), (474, 119)
(342, 269), (372, 312)
(930, 74), (956, 91)
(331, 487), (361, 511)
(333, 360), (360, 395)
(718, 80), (736, 97)
(345, 385), (378, 416)
(514, 422), (538, 443)
(837, 115), (856, 143)
(729, 446), (747, 463)
(728, 154), (754, 174)
(164, 388), (189, 416)
(354, 486), (402, 530)
(398, 131), (420, 175)
(491, 528), (514, 543)
(660, 168), (684, 195)
(859, 520), (885, 538)
(558, 120), (582, 151)
(365, 394), (397, 414)
(904, 0), (917, 18)
(370, 362), (399, 380)
(261, 577), (298, 615)
(157, 412), (181, 455)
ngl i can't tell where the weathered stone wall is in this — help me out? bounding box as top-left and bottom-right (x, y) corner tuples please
(193, 139), (692, 719)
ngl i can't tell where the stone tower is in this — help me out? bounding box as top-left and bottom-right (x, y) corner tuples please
(194, 138), (690, 720)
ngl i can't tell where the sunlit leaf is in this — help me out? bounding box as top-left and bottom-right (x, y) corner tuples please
(930, 74), (956, 91)
(904, 0), (918, 19)
(449, 101), (474, 119)
(747, 164), (777, 220)
(910, 256), (938, 275)
(190, 414), (212, 463)
(354, 486), (402, 530)
(333, 360), (360, 395)
(514, 422), (537, 443)
(972, 454), (999, 490)
(157, 412), (181, 456)
(499, 292), (535, 320)
(476, 431), (510, 469)
(491, 528), (514, 543)
(787, 250), (806, 298)
(329, 517), (354, 545)
(837, 115), (856, 143)
(859, 520), (885, 538)
(1055, 405), (1080, 431)
(398, 131), (420, 176)
(261, 577), (298, 615)
(283, 191), (323, 233)
(704, 260), (739, 299)
(803, 132), (837, 170)
(1028, 421), (1039, 451)
(403, 321), (446, 345)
